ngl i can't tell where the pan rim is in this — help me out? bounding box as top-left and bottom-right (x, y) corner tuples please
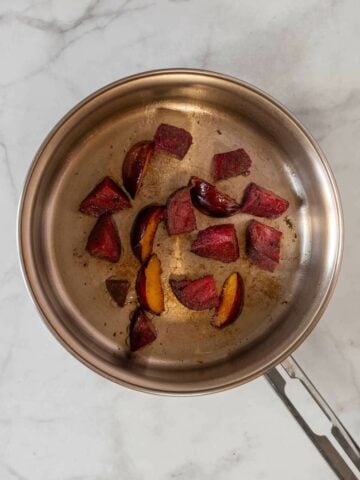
(17, 68), (344, 395)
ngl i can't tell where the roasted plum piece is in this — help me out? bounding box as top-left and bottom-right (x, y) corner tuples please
(105, 278), (130, 307)
(170, 275), (219, 310)
(122, 141), (154, 199)
(166, 187), (197, 235)
(246, 220), (282, 272)
(212, 148), (252, 181)
(191, 224), (239, 263)
(240, 182), (289, 219)
(79, 176), (131, 216)
(86, 214), (121, 263)
(154, 123), (192, 159)
(129, 308), (157, 351)
(189, 176), (240, 217)
(136, 254), (165, 315)
(131, 205), (165, 263)
(212, 272), (244, 328)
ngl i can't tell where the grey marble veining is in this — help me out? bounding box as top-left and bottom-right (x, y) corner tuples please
(1, 0), (359, 478)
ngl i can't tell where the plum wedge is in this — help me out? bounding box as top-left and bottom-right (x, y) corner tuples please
(212, 272), (244, 328)
(166, 187), (197, 235)
(131, 205), (165, 263)
(122, 141), (154, 199)
(129, 307), (157, 351)
(154, 123), (192, 159)
(191, 224), (239, 263)
(240, 182), (289, 219)
(212, 148), (252, 181)
(136, 254), (165, 315)
(170, 275), (219, 310)
(189, 176), (240, 217)
(79, 177), (131, 216)
(247, 220), (282, 272)
(105, 278), (130, 307)
(86, 214), (121, 263)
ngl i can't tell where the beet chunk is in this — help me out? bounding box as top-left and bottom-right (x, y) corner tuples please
(129, 308), (157, 351)
(191, 224), (239, 263)
(86, 214), (121, 263)
(154, 123), (192, 159)
(79, 177), (131, 216)
(240, 182), (289, 219)
(247, 220), (282, 272)
(169, 275), (219, 310)
(166, 187), (197, 235)
(212, 148), (252, 181)
(105, 278), (130, 307)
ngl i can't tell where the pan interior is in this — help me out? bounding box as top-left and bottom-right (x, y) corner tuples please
(22, 72), (341, 392)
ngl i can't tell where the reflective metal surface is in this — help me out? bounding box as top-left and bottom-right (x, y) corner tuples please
(18, 69), (343, 394)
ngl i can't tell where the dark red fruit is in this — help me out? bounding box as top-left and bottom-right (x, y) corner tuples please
(86, 214), (121, 263)
(131, 204), (165, 263)
(105, 278), (130, 307)
(79, 177), (131, 216)
(191, 224), (239, 263)
(212, 272), (244, 328)
(240, 182), (289, 219)
(169, 275), (219, 310)
(136, 254), (165, 315)
(166, 187), (197, 235)
(129, 308), (157, 351)
(122, 141), (154, 199)
(154, 123), (192, 159)
(247, 220), (282, 272)
(189, 176), (240, 217)
(212, 148), (252, 181)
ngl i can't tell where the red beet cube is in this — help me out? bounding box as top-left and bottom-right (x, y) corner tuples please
(129, 308), (157, 351)
(154, 123), (192, 159)
(212, 148), (252, 181)
(169, 275), (219, 310)
(191, 224), (239, 263)
(247, 220), (282, 272)
(86, 214), (121, 263)
(79, 177), (131, 216)
(166, 187), (197, 235)
(105, 278), (130, 307)
(240, 182), (289, 219)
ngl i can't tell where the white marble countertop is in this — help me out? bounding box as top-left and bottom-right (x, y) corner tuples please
(1, 0), (359, 478)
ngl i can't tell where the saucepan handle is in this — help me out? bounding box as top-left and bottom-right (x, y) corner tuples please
(266, 356), (360, 479)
